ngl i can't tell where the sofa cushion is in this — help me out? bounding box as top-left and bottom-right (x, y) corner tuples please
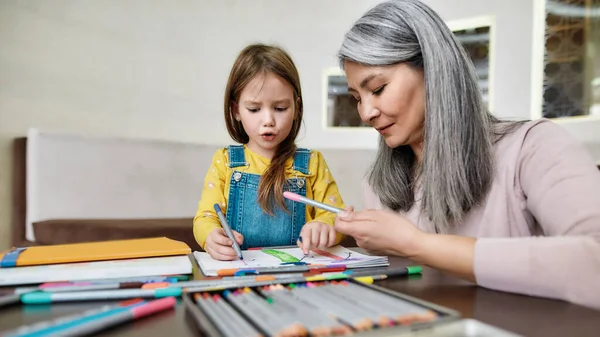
(32, 218), (201, 251)
(32, 219), (357, 251)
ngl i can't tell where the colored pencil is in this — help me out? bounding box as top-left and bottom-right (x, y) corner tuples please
(182, 268), (408, 293)
(216, 264), (346, 276)
(343, 280), (437, 324)
(188, 278), (440, 336)
(211, 293), (261, 337)
(223, 289), (282, 336)
(259, 285), (342, 337)
(195, 293), (241, 337)
(323, 281), (394, 327)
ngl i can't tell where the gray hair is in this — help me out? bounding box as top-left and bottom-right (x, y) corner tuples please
(338, 0), (514, 231)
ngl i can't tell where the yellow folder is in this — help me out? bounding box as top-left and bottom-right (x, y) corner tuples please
(0, 237), (191, 268)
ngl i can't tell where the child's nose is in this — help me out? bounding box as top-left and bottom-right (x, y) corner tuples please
(262, 111), (276, 126)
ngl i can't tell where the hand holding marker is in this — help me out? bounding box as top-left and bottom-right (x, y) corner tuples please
(213, 203), (244, 261)
(283, 192), (344, 214)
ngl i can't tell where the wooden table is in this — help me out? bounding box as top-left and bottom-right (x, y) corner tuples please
(1, 256), (598, 336)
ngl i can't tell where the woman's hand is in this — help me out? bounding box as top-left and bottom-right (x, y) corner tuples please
(335, 206), (476, 281)
(334, 207), (425, 257)
(205, 228), (244, 261)
(297, 221), (338, 255)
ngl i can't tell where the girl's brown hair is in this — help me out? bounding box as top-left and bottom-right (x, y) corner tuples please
(224, 43), (303, 215)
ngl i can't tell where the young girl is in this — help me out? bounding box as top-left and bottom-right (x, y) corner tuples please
(193, 44), (345, 260)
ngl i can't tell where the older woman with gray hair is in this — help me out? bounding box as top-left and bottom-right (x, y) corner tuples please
(334, 0), (600, 310)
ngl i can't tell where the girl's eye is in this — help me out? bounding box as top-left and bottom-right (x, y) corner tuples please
(373, 85), (386, 96)
(247, 108), (259, 113)
(275, 107), (289, 112)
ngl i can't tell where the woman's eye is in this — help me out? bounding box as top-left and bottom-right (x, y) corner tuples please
(373, 85), (386, 96)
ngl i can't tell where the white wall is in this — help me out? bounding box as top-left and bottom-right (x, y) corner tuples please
(0, 0), (382, 250)
(1, 0), (598, 250)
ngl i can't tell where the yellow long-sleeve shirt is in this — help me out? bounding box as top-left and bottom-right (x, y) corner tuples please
(193, 145), (345, 250)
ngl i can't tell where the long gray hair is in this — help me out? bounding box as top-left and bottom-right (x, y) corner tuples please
(338, 0), (514, 231)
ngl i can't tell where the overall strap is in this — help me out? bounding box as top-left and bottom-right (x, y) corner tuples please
(292, 148), (311, 175)
(227, 145), (247, 168)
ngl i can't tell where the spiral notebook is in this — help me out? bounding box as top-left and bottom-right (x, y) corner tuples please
(193, 245), (389, 276)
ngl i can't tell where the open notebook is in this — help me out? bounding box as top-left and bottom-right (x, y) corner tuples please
(193, 245), (389, 276)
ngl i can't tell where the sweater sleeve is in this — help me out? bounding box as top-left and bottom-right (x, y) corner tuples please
(193, 149), (228, 250)
(361, 178), (383, 210)
(474, 120), (600, 310)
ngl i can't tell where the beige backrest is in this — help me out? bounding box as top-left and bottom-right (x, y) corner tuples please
(25, 129), (376, 242)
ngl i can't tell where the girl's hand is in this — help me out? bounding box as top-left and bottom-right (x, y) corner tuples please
(297, 221), (338, 255)
(334, 207), (425, 257)
(205, 228), (244, 261)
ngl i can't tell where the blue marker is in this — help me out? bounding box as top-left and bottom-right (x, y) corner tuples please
(213, 204), (243, 261)
(2, 300), (145, 336)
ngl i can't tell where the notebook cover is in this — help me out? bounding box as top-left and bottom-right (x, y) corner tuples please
(0, 237), (191, 268)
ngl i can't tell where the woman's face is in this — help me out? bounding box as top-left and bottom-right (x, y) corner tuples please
(345, 61), (426, 151)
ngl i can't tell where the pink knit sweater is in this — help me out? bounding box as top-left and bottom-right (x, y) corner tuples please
(362, 119), (600, 310)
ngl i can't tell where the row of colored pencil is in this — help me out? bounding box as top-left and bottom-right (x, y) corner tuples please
(193, 280), (438, 337)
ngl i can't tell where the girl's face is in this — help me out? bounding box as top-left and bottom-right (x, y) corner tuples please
(345, 60), (426, 156)
(234, 71), (296, 160)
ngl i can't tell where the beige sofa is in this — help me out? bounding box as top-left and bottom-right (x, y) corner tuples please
(12, 129), (376, 250)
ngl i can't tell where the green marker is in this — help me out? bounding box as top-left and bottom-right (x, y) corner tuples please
(343, 266), (422, 278)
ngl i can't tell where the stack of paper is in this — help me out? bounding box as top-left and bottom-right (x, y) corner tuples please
(0, 237), (191, 267)
(0, 237), (193, 286)
(193, 245), (389, 276)
(0, 255), (193, 286)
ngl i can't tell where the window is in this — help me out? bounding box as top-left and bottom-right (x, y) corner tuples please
(453, 26), (491, 108)
(541, 0), (600, 118)
(324, 70), (368, 128)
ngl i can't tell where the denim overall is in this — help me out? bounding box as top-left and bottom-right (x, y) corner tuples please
(225, 145), (309, 249)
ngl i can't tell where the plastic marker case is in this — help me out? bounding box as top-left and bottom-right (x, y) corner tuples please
(182, 277), (522, 337)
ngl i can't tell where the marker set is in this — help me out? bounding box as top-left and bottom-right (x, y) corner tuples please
(183, 278), (459, 337)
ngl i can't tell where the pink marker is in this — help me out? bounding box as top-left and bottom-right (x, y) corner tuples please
(283, 191), (344, 214)
(39, 282), (92, 289)
(38, 297), (177, 336)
